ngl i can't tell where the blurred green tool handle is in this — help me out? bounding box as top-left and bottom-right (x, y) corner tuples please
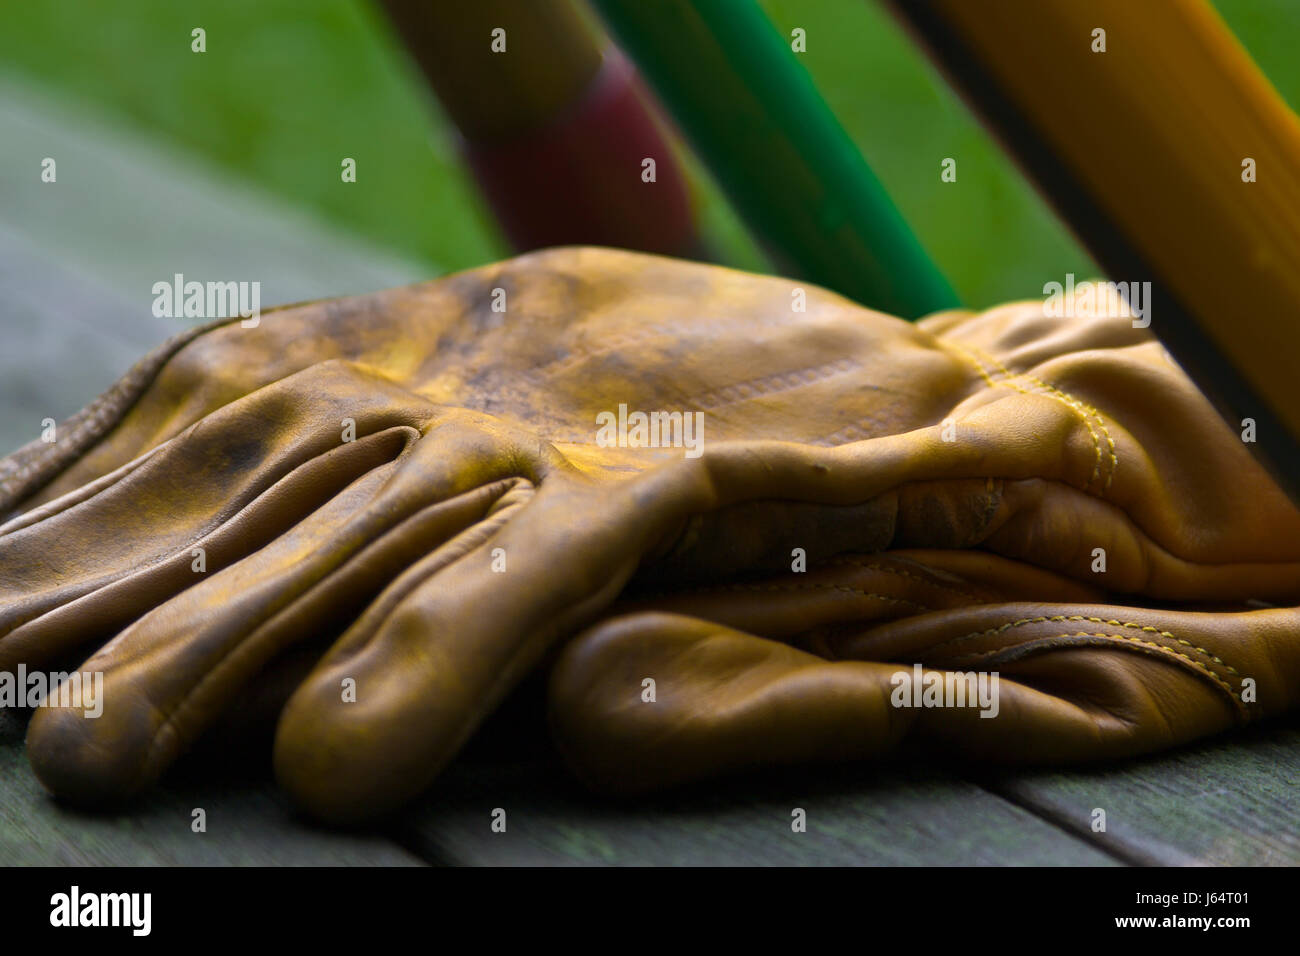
(589, 0), (959, 318)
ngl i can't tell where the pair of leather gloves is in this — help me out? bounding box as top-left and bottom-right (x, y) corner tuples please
(3, 247), (1298, 824)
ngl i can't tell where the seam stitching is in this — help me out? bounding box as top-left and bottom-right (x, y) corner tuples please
(934, 613), (1241, 675)
(946, 340), (1108, 495)
(971, 344), (1120, 494)
(943, 629), (1248, 719)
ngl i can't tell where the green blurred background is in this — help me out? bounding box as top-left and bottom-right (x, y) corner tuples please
(1, 0), (1296, 308)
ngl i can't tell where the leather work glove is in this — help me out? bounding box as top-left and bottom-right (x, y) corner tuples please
(2, 247), (1298, 823)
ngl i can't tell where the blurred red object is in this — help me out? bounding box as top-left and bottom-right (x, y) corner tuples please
(377, 0), (700, 257)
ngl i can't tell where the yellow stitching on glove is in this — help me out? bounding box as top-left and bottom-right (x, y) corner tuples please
(938, 614), (1244, 682)
(970, 344), (1121, 494)
(944, 341), (1106, 493)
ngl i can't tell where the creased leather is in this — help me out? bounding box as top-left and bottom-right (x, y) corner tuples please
(1, 247), (1297, 822)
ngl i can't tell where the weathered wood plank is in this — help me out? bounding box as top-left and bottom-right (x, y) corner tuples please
(398, 747), (1118, 866)
(0, 710), (424, 866)
(986, 718), (1300, 866)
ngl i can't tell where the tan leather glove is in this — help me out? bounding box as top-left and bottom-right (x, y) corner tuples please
(551, 554), (1300, 793)
(2, 247), (1298, 823)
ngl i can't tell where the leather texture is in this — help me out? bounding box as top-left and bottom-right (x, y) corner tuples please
(2, 246), (1298, 822)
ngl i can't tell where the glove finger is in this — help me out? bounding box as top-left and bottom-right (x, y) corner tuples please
(24, 413), (538, 802)
(271, 476), (627, 823)
(618, 550), (1106, 646)
(547, 601), (1295, 794)
(0, 360), (434, 672)
(263, 432), (1116, 822)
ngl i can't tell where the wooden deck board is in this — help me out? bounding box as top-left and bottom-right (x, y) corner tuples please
(985, 718), (1300, 866)
(395, 717), (1117, 867)
(0, 710), (424, 866)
